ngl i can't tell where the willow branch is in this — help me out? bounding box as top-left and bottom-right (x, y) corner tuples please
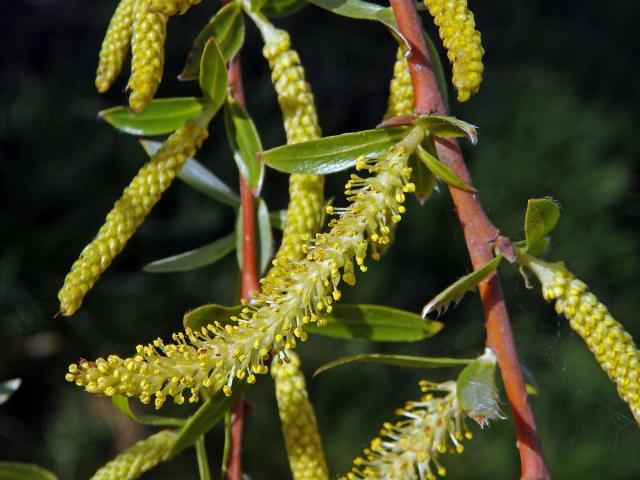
(388, 1), (550, 478)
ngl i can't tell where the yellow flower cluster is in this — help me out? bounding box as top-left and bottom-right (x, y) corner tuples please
(95, 0), (135, 93)
(272, 352), (329, 480)
(58, 121), (208, 316)
(65, 125), (424, 408)
(90, 429), (176, 480)
(424, 0), (484, 102)
(384, 48), (413, 119)
(342, 380), (470, 480)
(147, 0), (202, 16)
(524, 256), (640, 424)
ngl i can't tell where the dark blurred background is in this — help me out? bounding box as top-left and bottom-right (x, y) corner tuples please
(1, 0), (640, 478)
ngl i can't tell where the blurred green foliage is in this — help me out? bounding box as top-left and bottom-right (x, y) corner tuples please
(1, 0), (639, 478)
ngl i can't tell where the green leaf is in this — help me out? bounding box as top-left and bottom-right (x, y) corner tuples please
(259, 126), (408, 174)
(257, 199), (273, 274)
(307, 304), (443, 342)
(221, 411), (232, 478)
(416, 146), (475, 192)
(423, 33), (450, 111)
(180, 3), (245, 81)
(0, 378), (21, 405)
(140, 140), (240, 208)
(100, 98), (207, 136)
(195, 437), (212, 480)
(111, 395), (185, 427)
(224, 98), (264, 192)
(314, 353), (472, 377)
(408, 153), (437, 204)
(143, 233), (236, 273)
(268, 209), (287, 230)
(170, 385), (245, 456)
(524, 198), (560, 254)
(200, 38), (228, 109)
(0, 463), (57, 480)
(183, 303), (242, 331)
(422, 255), (502, 318)
(457, 348), (504, 427)
(413, 115), (478, 144)
(262, 0), (306, 17)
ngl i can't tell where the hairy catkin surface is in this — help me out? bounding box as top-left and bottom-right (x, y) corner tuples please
(147, 0), (202, 16)
(90, 430), (176, 480)
(96, 0), (135, 93)
(526, 257), (640, 425)
(128, 0), (167, 112)
(424, 0), (484, 102)
(272, 352), (329, 480)
(58, 121), (208, 316)
(384, 48), (414, 119)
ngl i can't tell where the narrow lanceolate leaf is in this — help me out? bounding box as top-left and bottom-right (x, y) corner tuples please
(140, 140), (240, 207)
(180, 3), (245, 80)
(170, 385), (245, 456)
(0, 378), (21, 405)
(183, 303), (242, 330)
(422, 255), (503, 318)
(143, 233), (236, 273)
(0, 463), (58, 480)
(99, 98), (206, 135)
(413, 115), (478, 144)
(524, 197), (560, 255)
(257, 199), (273, 274)
(416, 146), (475, 192)
(314, 353), (472, 377)
(457, 348), (504, 427)
(424, 33), (450, 110)
(408, 153), (437, 204)
(111, 396), (184, 427)
(306, 304), (443, 342)
(199, 38), (228, 109)
(259, 127), (408, 174)
(224, 98), (264, 192)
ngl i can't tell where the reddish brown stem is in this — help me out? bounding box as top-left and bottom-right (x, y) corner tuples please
(388, 1), (550, 478)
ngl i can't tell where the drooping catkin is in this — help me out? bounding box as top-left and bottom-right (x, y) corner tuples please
(146, 0), (202, 16)
(524, 256), (640, 425)
(341, 380), (470, 480)
(424, 0), (484, 102)
(384, 48), (413, 119)
(90, 429), (176, 480)
(272, 352), (329, 480)
(128, 0), (168, 112)
(65, 125), (424, 408)
(95, 0), (135, 93)
(58, 120), (208, 316)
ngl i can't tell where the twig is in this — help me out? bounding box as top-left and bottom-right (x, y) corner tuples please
(388, 1), (550, 478)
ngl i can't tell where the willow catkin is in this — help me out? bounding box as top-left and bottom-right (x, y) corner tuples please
(65, 125), (424, 408)
(341, 380), (470, 480)
(146, 0), (202, 16)
(90, 430), (176, 480)
(424, 0), (484, 102)
(524, 256), (640, 425)
(128, 0), (168, 112)
(96, 0), (135, 93)
(272, 352), (329, 480)
(384, 48), (413, 119)
(58, 120), (208, 316)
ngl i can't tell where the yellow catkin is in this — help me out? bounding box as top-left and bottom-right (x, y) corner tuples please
(146, 0), (202, 16)
(341, 380), (470, 480)
(95, 0), (135, 93)
(384, 48), (414, 119)
(424, 0), (484, 102)
(272, 352), (329, 480)
(58, 121), (208, 316)
(260, 28), (324, 294)
(525, 256), (640, 425)
(128, 0), (168, 112)
(90, 429), (176, 480)
(65, 125), (424, 408)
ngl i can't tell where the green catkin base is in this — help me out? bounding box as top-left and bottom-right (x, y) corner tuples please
(384, 48), (414, 119)
(423, 0), (484, 102)
(90, 430), (176, 480)
(96, 0), (135, 93)
(128, 0), (168, 112)
(147, 0), (202, 16)
(525, 257), (640, 425)
(58, 121), (208, 316)
(272, 352), (329, 480)
(341, 381), (470, 480)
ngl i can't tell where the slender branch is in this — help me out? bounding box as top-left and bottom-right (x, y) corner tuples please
(388, 1), (550, 478)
